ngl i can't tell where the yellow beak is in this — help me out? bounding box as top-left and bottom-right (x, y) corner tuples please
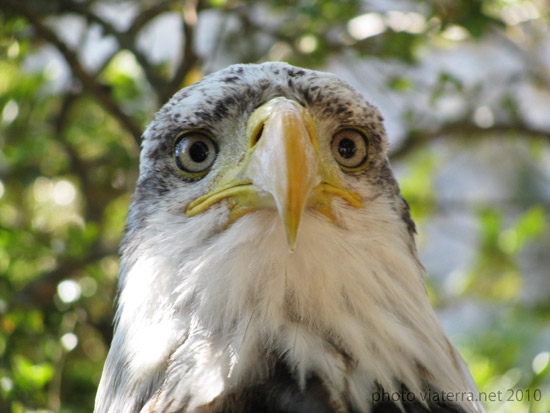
(244, 97), (320, 249)
(186, 97), (362, 251)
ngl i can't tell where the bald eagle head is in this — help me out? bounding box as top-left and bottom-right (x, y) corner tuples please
(95, 62), (483, 413)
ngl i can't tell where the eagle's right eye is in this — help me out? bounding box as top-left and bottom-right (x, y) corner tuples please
(174, 131), (218, 177)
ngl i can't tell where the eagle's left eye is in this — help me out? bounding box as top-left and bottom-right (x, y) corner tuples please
(174, 132), (218, 176)
(331, 128), (369, 171)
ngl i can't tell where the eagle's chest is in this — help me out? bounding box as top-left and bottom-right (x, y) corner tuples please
(170, 216), (406, 409)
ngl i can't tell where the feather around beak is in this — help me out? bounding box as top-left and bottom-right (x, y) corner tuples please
(186, 97), (363, 251)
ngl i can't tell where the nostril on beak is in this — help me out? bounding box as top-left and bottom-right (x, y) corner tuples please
(251, 124), (264, 146)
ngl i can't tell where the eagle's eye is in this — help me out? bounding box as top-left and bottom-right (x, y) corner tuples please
(331, 128), (369, 171)
(174, 131), (218, 177)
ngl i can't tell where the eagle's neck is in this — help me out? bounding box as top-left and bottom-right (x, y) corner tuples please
(102, 206), (480, 412)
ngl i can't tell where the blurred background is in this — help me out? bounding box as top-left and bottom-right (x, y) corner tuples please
(0, 0), (549, 412)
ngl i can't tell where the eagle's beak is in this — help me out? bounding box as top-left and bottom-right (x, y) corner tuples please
(244, 97), (320, 250)
(186, 97), (362, 251)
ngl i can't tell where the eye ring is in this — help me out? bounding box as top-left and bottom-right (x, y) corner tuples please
(173, 130), (218, 178)
(331, 127), (369, 172)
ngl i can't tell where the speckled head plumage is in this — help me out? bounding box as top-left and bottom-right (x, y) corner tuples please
(128, 63), (398, 230)
(95, 62), (483, 413)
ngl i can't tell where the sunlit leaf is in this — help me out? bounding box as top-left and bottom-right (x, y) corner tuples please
(13, 356), (54, 391)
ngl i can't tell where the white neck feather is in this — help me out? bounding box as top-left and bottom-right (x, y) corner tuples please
(97, 198), (482, 412)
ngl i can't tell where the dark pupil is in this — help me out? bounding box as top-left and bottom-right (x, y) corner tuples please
(338, 138), (356, 159)
(189, 141), (209, 163)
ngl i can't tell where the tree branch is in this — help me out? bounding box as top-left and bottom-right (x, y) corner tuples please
(164, 0), (201, 101)
(389, 121), (550, 161)
(128, 0), (174, 35)
(63, 0), (173, 103)
(59, 0), (197, 104)
(4, 0), (143, 145)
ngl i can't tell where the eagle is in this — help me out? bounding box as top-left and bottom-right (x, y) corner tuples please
(94, 62), (484, 413)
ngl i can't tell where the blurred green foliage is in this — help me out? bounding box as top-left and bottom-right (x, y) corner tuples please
(1, 0), (549, 412)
